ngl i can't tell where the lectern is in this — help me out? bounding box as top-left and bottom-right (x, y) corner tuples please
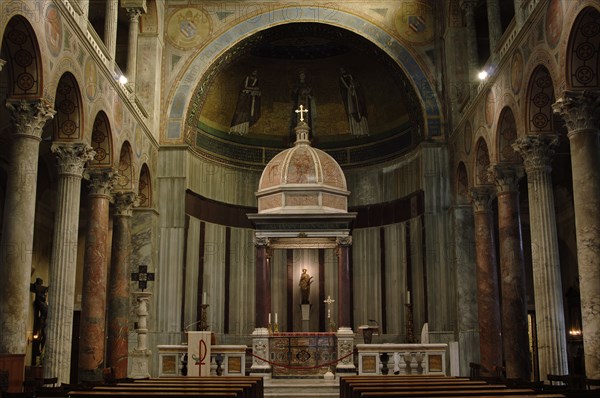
(186, 331), (212, 376)
(358, 325), (379, 344)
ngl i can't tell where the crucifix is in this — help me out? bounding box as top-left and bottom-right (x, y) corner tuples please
(295, 104), (309, 122)
(324, 295), (336, 332)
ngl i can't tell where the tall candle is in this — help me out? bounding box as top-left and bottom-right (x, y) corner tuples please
(275, 313), (278, 324)
(268, 312), (271, 324)
(203, 291), (206, 305)
(407, 291), (411, 305)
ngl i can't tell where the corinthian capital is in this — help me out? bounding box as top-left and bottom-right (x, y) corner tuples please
(51, 142), (96, 176)
(512, 134), (559, 174)
(488, 164), (524, 193)
(253, 236), (270, 248)
(113, 191), (138, 217)
(6, 99), (56, 139)
(85, 168), (118, 197)
(552, 90), (600, 133)
(469, 185), (495, 213)
(336, 236), (352, 247)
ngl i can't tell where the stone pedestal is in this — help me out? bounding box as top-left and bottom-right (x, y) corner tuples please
(129, 291), (152, 379)
(250, 328), (271, 376)
(0, 100), (54, 356)
(44, 143), (95, 384)
(336, 327), (355, 374)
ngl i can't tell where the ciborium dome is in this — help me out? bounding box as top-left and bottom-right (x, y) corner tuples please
(256, 118), (349, 214)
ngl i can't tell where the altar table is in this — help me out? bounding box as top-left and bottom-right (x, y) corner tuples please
(269, 332), (337, 378)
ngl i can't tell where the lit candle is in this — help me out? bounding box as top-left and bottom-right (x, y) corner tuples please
(275, 313), (278, 324)
(328, 308), (331, 319)
(203, 291), (206, 305)
(268, 312), (271, 324)
(407, 291), (411, 305)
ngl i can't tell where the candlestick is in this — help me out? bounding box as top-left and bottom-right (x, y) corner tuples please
(275, 313), (278, 324)
(268, 312), (271, 324)
(407, 291), (410, 305)
(203, 291), (206, 305)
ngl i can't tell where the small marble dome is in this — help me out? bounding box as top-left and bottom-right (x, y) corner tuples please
(257, 120), (349, 214)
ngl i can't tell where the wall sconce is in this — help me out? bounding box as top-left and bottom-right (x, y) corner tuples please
(569, 328), (582, 337)
(26, 331), (40, 344)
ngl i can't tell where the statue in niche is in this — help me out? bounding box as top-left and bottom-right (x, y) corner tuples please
(339, 67), (369, 136)
(291, 69), (316, 140)
(30, 277), (48, 360)
(299, 268), (314, 304)
(229, 69), (261, 135)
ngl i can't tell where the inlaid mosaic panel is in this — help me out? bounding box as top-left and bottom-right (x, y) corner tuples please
(269, 334), (337, 377)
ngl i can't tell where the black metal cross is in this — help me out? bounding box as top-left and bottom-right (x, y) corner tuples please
(131, 265), (154, 291)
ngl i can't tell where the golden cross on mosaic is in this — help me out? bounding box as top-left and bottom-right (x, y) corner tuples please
(131, 265), (154, 291)
(295, 104), (309, 122)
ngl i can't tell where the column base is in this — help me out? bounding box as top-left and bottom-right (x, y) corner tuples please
(129, 349), (152, 379)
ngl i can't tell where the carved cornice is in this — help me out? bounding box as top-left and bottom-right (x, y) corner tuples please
(552, 90), (600, 134)
(5, 99), (56, 139)
(51, 142), (96, 177)
(488, 164), (524, 193)
(512, 134), (558, 174)
(469, 185), (496, 213)
(85, 168), (118, 198)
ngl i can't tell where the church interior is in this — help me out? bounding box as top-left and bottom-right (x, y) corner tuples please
(0, 0), (599, 394)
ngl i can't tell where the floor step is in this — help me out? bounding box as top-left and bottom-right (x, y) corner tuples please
(264, 378), (339, 397)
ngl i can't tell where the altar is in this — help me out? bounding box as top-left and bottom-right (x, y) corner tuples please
(269, 332), (337, 377)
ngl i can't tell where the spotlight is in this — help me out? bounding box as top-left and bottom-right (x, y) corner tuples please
(118, 75), (128, 85)
(478, 70), (488, 81)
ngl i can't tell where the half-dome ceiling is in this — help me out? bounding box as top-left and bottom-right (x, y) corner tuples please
(186, 23), (424, 169)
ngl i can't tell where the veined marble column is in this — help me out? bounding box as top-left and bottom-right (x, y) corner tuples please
(104, 0), (119, 61)
(460, 1), (479, 83)
(469, 186), (503, 375)
(451, 204), (480, 375)
(513, 134), (568, 380)
(45, 143), (96, 384)
(486, 0), (502, 53)
(553, 90), (600, 379)
(78, 169), (116, 382)
(0, 100), (54, 355)
(489, 164), (529, 380)
(125, 7), (144, 88)
(107, 192), (136, 379)
(254, 237), (270, 328)
(336, 236), (352, 330)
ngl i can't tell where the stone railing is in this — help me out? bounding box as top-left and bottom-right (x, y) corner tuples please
(157, 344), (247, 377)
(356, 343), (447, 376)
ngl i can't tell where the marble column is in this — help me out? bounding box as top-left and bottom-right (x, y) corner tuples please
(0, 100), (54, 355)
(44, 143), (96, 384)
(125, 7), (144, 88)
(451, 204), (480, 376)
(513, 135), (569, 380)
(78, 169), (116, 382)
(254, 237), (270, 328)
(336, 236), (352, 330)
(460, 0), (479, 83)
(486, 0), (502, 53)
(489, 164), (530, 380)
(553, 89), (600, 379)
(104, 0), (119, 61)
(107, 191), (136, 379)
(469, 186), (503, 375)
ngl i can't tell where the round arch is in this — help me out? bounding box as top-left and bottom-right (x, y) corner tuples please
(116, 141), (134, 191)
(474, 137), (491, 186)
(566, 6), (600, 89)
(165, 6), (441, 141)
(53, 72), (83, 141)
(1, 15), (43, 98)
(496, 106), (519, 164)
(89, 111), (114, 168)
(456, 161), (470, 205)
(526, 65), (555, 134)
(137, 164), (152, 208)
